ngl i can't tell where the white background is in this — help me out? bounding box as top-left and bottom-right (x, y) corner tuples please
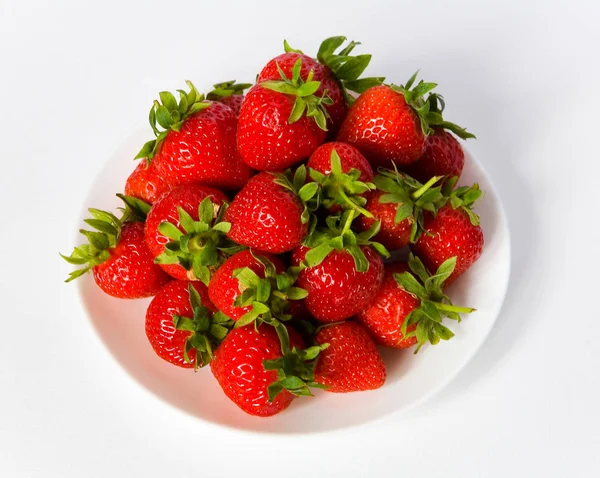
(1, 0), (599, 476)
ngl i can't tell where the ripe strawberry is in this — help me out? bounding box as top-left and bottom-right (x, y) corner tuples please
(145, 280), (233, 368)
(125, 160), (172, 204)
(338, 73), (474, 168)
(208, 250), (307, 325)
(225, 168), (318, 253)
(291, 210), (388, 322)
(307, 141), (374, 216)
(412, 181), (484, 285)
(210, 323), (307, 417)
(357, 168), (445, 250)
(136, 81), (252, 190)
(144, 184), (238, 283)
(314, 321), (386, 393)
(206, 80), (252, 116)
(237, 58), (332, 171)
(62, 207), (169, 298)
(365, 253), (476, 352)
(406, 128), (465, 183)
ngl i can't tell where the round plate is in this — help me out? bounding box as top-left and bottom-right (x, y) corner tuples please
(76, 130), (510, 433)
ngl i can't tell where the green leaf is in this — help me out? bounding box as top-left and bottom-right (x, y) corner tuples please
(408, 253), (431, 283)
(435, 323), (455, 341)
(286, 287), (308, 300)
(347, 245), (368, 272)
(304, 243), (334, 268)
(394, 271), (427, 297)
(159, 91), (177, 111)
(420, 300), (442, 323)
(157, 222), (183, 241)
(416, 320), (430, 346)
(298, 182), (319, 203)
(394, 203), (413, 224)
(212, 221), (231, 233)
(288, 97), (307, 123)
(80, 230), (109, 251)
(188, 284), (203, 310)
(336, 54), (371, 81)
(83, 219), (117, 237)
(198, 197), (215, 225)
(317, 36), (346, 62)
(343, 77), (385, 94)
(134, 140), (156, 160)
(255, 279), (272, 304)
(297, 81), (321, 97)
(261, 80), (297, 95)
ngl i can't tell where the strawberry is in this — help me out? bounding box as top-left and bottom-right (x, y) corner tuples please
(208, 250), (307, 324)
(405, 128), (465, 183)
(61, 205), (170, 298)
(364, 253), (476, 352)
(314, 321), (386, 392)
(338, 72), (474, 168)
(210, 323), (308, 417)
(412, 180), (484, 285)
(237, 58), (331, 171)
(206, 80), (252, 116)
(145, 281), (233, 368)
(307, 141), (375, 216)
(144, 184), (239, 283)
(136, 81), (252, 190)
(291, 210), (388, 322)
(356, 168), (445, 250)
(225, 168), (319, 253)
(125, 159), (172, 205)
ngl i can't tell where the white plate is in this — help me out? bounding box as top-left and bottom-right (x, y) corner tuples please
(76, 130), (510, 434)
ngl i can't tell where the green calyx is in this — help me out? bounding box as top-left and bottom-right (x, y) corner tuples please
(374, 166), (445, 242)
(263, 320), (329, 402)
(61, 195), (152, 282)
(233, 252), (308, 328)
(61, 208), (123, 282)
(173, 283), (234, 370)
(206, 80), (252, 100)
(273, 164), (322, 228)
(394, 253), (476, 353)
(441, 177), (483, 226)
(155, 197), (243, 285)
(135, 80), (210, 161)
(301, 209), (389, 272)
(308, 148), (375, 218)
(390, 72), (476, 140)
(316, 36), (385, 104)
(260, 58), (333, 131)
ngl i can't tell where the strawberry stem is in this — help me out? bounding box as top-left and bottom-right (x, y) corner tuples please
(433, 302), (476, 314)
(337, 187), (373, 218)
(412, 176), (442, 200)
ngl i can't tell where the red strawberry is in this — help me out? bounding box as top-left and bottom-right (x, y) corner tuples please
(406, 128), (465, 183)
(225, 169), (318, 253)
(208, 250), (285, 321)
(136, 81), (252, 190)
(356, 169), (445, 250)
(314, 321), (386, 393)
(338, 73), (474, 168)
(145, 280), (232, 368)
(237, 77), (328, 171)
(62, 209), (170, 298)
(356, 263), (419, 348)
(366, 253), (476, 352)
(206, 80), (252, 117)
(144, 184), (235, 283)
(210, 323), (305, 417)
(125, 160), (172, 204)
(291, 211), (387, 322)
(307, 141), (375, 217)
(412, 182), (484, 284)
(308, 141), (373, 181)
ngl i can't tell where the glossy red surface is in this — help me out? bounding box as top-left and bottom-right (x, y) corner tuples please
(92, 221), (170, 299)
(307, 141), (374, 181)
(225, 172), (308, 253)
(406, 128), (465, 183)
(124, 160), (173, 204)
(292, 245), (384, 322)
(145, 280), (215, 368)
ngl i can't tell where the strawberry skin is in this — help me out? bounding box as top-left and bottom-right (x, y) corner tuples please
(406, 128), (465, 183)
(216, 94), (244, 116)
(314, 321), (386, 393)
(308, 141), (373, 181)
(210, 324), (304, 417)
(225, 172), (308, 253)
(145, 280), (216, 368)
(257, 52), (347, 134)
(125, 160), (173, 205)
(412, 204), (484, 284)
(91, 221), (170, 298)
(208, 250), (285, 320)
(356, 263), (419, 348)
(154, 101), (252, 190)
(291, 245), (384, 322)
(357, 190), (413, 250)
(237, 85), (326, 171)
(338, 85), (425, 168)
(144, 184), (228, 280)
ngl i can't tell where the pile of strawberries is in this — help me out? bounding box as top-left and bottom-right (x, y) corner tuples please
(63, 36), (484, 418)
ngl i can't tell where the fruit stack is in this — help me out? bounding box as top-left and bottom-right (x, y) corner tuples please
(63, 36), (485, 418)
